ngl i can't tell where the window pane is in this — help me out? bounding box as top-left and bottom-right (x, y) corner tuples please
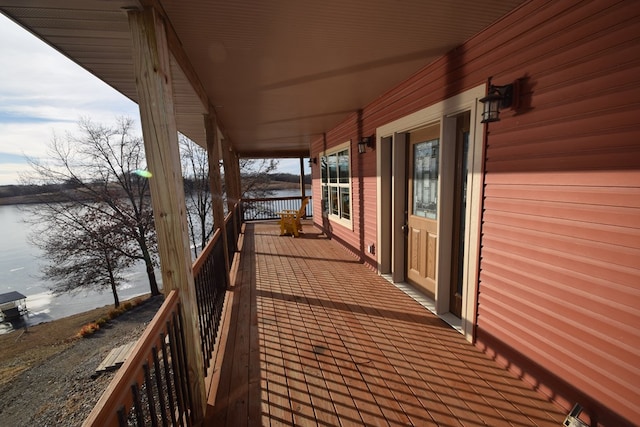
(322, 186), (329, 214)
(338, 149), (349, 184)
(321, 156), (328, 183)
(340, 187), (350, 219)
(330, 187), (339, 215)
(413, 139), (439, 219)
(327, 154), (337, 183)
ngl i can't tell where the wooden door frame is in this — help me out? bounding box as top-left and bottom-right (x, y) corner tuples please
(375, 84), (485, 342)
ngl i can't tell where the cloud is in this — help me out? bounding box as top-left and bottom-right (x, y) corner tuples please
(0, 14), (139, 185)
(0, 162), (29, 185)
(0, 14), (302, 185)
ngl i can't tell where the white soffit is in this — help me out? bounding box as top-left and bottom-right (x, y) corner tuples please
(0, 0), (524, 156)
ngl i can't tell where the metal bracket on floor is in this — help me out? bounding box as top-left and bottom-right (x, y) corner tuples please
(563, 403), (589, 427)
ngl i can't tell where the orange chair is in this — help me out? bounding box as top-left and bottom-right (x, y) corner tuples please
(278, 197), (309, 237)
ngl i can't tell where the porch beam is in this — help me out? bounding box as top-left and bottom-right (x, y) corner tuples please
(238, 149), (309, 158)
(205, 111), (231, 278)
(127, 7), (206, 421)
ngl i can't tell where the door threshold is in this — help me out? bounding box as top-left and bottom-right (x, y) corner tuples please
(381, 275), (463, 334)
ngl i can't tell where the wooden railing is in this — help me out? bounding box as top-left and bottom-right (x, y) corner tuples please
(85, 203), (243, 426)
(192, 227), (227, 375)
(241, 195), (312, 221)
(83, 290), (194, 426)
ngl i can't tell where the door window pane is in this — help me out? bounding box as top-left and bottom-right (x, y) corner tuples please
(413, 139), (439, 219)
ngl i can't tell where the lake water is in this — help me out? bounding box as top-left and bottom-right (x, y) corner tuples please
(0, 189), (309, 333)
(0, 204), (160, 333)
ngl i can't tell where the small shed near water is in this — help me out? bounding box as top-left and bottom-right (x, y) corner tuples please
(0, 291), (28, 321)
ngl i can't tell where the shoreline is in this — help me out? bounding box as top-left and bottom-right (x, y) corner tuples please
(0, 294), (164, 426)
(0, 182), (312, 206)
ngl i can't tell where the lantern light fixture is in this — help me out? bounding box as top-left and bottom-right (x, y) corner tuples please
(479, 78), (518, 123)
(358, 136), (374, 154)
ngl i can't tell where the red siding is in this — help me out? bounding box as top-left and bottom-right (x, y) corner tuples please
(310, 2), (640, 425)
(475, 2), (640, 425)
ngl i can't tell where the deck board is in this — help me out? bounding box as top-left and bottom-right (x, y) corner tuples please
(206, 221), (565, 426)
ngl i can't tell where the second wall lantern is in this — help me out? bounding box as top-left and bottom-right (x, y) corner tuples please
(479, 78), (519, 123)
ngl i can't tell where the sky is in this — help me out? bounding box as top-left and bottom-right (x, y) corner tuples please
(0, 14), (304, 186)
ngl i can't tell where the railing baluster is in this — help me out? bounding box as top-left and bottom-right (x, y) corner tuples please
(117, 406), (127, 427)
(175, 307), (194, 426)
(160, 332), (178, 427)
(167, 318), (187, 426)
(131, 384), (144, 427)
(143, 362), (158, 427)
(152, 347), (169, 427)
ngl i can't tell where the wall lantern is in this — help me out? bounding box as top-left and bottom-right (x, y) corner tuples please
(479, 78), (518, 123)
(358, 136), (374, 154)
(309, 156), (317, 166)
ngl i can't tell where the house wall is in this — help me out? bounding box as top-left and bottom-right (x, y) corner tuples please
(310, 1), (640, 425)
(472, 1), (640, 426)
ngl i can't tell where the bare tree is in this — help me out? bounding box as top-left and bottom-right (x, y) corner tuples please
(239, 158), (279, 198)
(180, 139), (282, 254)
(237, 158), (280, 220)
(34, 209), (135, 307)
(180, 135), (213, 258)
(22, 117), (160, 304)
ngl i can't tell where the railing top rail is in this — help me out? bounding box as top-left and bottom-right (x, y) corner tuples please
(193, 228), (221, 277)
(83, 290), (180, 427)
(193, 202), (239, 276)
(242, 195), (311, 203)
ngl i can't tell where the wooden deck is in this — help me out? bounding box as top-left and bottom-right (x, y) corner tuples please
(206, 221), (565, 426)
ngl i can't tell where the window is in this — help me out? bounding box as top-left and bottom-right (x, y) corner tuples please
(412, 138), (439, 220)
(320, 143), (351, 225)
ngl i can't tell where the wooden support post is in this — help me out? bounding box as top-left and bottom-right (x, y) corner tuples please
(231, 150), (242, 203)
(205, 112), (231, 280)
(299, 157), (305, 198)
(221, 138), (238, 212)
(127, 8), (206, 422)
(232, 153), (242, 221)
(221, 138), (242, 236)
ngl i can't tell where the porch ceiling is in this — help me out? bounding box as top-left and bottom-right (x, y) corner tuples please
(0, 0), (524, 157)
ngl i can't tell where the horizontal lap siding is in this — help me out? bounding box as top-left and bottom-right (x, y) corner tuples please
(475, 1), (640, 425)
(312, 1), (639, 424)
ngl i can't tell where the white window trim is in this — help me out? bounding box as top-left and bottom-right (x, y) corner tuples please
(320, 140), (353, 229)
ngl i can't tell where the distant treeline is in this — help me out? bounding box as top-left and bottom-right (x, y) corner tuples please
(0, 173), (311, 203)
(182, 172), (311, 191)
(0, 180), (81, 199)
(268, 173), (311, 184)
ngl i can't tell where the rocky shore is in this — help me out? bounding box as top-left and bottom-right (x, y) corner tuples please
(0, 295), (163, 427)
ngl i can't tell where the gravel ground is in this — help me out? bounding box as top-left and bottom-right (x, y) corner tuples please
(0, 295), (163, 427)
